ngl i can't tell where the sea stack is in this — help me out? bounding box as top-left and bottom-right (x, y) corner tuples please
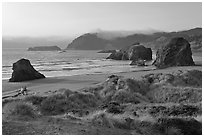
(128, 45), (152, 61)
(153, 37), (195, 68)
(9, 58), (45, 82)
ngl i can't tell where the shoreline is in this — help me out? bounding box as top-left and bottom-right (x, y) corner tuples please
(2, 52), (201, 81)
(2, 65), (202, 98)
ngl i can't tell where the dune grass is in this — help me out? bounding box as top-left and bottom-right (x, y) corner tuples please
(146, 86), (201, 103)
(24, 95), (47, 105)
(3, 101), (37, 121)
(2, 69), (202, 135)
(39, 90), (98, 115)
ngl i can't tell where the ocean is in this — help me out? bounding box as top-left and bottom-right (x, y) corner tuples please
(2, 47), (157, 80)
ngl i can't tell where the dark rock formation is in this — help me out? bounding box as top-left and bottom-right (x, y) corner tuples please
(107, 44), (152, 61)
(128, 45), (152, 61)
(153, 37), (195, 68)
(9, 59), (45, 82)
(28, 46), (61, 51)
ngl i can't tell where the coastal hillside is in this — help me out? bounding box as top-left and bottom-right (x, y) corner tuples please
(66, 33), (110, 50)
(66, 28), (202, 51)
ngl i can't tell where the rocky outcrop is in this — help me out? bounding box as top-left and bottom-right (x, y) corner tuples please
(9, 58), (45, 82)
(28, 46), (61, 51)
(153, 37), (195, 68)
(128, 45), (152, 61)
(106, 44), (152, 61)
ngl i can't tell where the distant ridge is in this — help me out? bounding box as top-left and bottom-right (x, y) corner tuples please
(66, 28), (202, 51)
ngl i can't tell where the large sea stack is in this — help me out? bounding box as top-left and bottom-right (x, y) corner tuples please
(128, 45), (152, 61)
(153, 37), (195, 68)
(9, 58), (45, 82)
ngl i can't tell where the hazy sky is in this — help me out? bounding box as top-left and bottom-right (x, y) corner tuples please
(2, 2), (202, 37)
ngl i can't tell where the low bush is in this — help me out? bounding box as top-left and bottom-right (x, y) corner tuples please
(147, 103), (201, 117)
(156, 117), (202, 135)
(112, 89), (149, 104)
(2, 98), (21, 107)
(147, 86), (201, 103)
(143, 70), (202, 88)
(40, 94), (68, 115)
(125, 79), (149, 95)
(40, 91), (98, 115)
(91, 111), (114, 128)
(24, 95), (46, 105)
(3, 101), (37, 120)
(172, 70), (202, 87)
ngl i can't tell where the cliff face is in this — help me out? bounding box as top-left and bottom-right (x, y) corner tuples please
(28, 46), (61, 51)
(66, 28), (202, 51)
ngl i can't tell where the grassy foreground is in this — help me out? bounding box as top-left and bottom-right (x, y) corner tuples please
(2, 69), (202, 135)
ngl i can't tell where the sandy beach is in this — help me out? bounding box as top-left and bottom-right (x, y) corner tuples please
(3, 65), (202, 98)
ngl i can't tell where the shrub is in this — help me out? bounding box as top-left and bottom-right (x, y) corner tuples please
(172, 70), (202, 87)
(91, 112), (114, 128)
(147, 103), (201, 117)
(142, 70), (202, 88)
(142, 73), (174, 86)
(24, 95), (46, 105)
(40, 94), (67, 115)
(3, 101), (37, 120)
(62, 89), (75, 97)
(40, 92), (98, 115)
(156, 117), (202, 135)
(125, 79), (149, 95)
(69, 92), (98, 108)
(98, 84), (116, 102)
(105, 102), (124, 114)
(2, 98), (21, 107)
(112, 89), (149, 104)
(147, 86), (201, 103)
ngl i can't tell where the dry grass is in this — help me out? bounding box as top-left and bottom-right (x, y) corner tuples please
(24, 95), (46, 105)
(3, 70), (201, 135)
(143, 70), (202, 88)
(112, 89), (149, 104)
(147, 86), (201, 103)
(87, 109), (202, 135)
(40, 91), (98, 115)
